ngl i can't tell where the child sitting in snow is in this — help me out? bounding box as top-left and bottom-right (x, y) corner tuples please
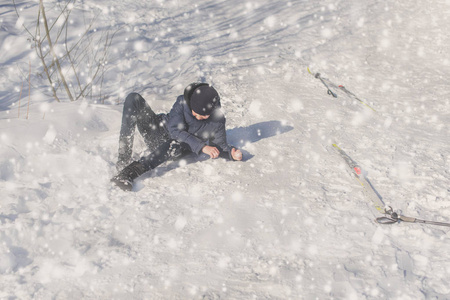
(111, 83), (243, 191)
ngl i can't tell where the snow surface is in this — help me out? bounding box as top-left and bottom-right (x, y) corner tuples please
(1, 0), (450, 299)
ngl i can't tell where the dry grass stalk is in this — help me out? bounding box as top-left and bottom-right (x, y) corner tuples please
(18, 79), (24, 118)
(26, 60), (31, 119)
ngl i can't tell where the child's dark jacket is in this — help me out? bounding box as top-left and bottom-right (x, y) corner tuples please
(161, 95), (234, 159)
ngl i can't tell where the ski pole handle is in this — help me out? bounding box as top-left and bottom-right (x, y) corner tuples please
(327, 89), (338, 98)
(376, 216), (398, 224)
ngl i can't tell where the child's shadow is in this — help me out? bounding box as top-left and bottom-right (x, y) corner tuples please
(225, 120), (293, 161)
(138, 120), (293, 187)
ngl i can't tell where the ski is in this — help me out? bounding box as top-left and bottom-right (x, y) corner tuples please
(332, 143), (385, 213)
(333, 143), (450, 228)
(337, 85), (377, 112)
(307, 67), (338, 98)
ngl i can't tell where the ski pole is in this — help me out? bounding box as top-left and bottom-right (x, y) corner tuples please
(307, 68), (338, 98)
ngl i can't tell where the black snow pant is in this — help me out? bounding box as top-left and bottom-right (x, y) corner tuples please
(117, 93), (189, 172)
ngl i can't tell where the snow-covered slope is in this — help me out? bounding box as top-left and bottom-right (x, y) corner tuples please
(1, 0), (449, 299)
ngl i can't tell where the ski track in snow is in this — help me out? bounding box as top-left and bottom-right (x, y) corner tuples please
(1, 0), (449, 299)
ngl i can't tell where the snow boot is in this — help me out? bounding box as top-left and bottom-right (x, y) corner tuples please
(111, 161), (147, 191)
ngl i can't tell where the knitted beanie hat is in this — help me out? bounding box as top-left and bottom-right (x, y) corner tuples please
(190, 85), (219, 116)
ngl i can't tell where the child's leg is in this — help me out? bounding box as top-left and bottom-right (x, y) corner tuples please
(139, 140), (188, 170)
(117, 93), (160, 170)
(139, 113), (171, 154)
(111, 140), (187, 191)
